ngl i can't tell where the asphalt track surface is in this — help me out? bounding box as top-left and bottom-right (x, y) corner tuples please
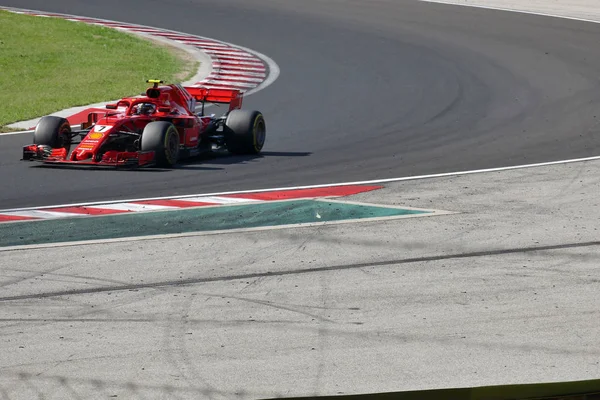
(2, 0), (600, 209)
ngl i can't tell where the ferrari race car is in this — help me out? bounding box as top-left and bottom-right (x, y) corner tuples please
(22, 80), (266, 167)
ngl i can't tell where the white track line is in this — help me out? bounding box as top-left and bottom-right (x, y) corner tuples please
(1, 155), (599, 214)
(206, 75), (265, 83)
(2, 130), (34, 135)
(204, 52), (257, 59)
(215, 66), (266, 72)
(176, 196), (261, 204)
(197, 45), (243, 51)
(87, 203), (177, 212)
(217, 70), (266, 78)
(0, 210), (86, 219)
(213, 60), (265, 66)
(202, 80), (257, 88)
(419, 0), (600, 25)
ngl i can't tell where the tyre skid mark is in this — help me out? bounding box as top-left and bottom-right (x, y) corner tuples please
(2, 240), (598, 302)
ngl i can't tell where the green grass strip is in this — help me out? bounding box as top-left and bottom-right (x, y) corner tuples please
(0, 10), (198, 128)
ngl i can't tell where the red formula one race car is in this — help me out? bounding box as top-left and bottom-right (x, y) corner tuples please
(22, 80), (266, 168)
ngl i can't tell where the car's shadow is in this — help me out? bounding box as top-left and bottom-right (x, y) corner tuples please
(32, 164), (220, 172)
(173, 150), (312, 169)
(31, 151), (311, 172)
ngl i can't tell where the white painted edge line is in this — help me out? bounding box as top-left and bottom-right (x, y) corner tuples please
(2, 210), (88, 219)
(176, 196), (261, 204)
(2, 129), (34, 135)
(86, 203), (177, 212)
(1, 154), (599, 214)
(419, 0), (600, 26)
(218, 71), (267, 77)
(0, 211), (456, 252)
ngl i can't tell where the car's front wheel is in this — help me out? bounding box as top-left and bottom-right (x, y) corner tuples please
(141, 121), (180, 167)
(34, 116), (71, 152)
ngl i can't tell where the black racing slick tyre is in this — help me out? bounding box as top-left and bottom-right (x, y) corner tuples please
(224, 110), (266, 155)
(34, 116), (71, 151)
(141, 121), (180, 167)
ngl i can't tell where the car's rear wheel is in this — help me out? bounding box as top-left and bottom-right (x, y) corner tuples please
(141, 121), (180, 167)
(224, 110), (266, 155)
(34, 116), (71, 151)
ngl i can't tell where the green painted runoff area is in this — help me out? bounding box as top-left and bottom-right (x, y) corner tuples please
(0, 200), (429, 247)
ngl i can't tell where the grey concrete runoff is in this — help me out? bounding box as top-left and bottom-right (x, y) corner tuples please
(1, 159), (600, 399)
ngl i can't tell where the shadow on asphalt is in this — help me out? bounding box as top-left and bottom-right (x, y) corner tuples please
(29, 151), (312, 171)
(193, 151), (312, 165)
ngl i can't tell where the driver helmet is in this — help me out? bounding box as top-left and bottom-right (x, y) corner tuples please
(134, 103), (156, 115)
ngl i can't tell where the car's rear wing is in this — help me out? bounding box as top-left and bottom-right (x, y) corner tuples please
(184, 87), (243, 112)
